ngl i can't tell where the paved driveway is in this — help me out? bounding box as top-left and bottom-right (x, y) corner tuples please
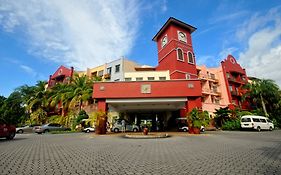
(0, 131), (280, 175)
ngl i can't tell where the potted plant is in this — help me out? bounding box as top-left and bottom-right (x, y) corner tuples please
(187, 108), (210, 134)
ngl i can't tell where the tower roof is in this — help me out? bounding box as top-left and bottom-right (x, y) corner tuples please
(152, 17), (197, 41)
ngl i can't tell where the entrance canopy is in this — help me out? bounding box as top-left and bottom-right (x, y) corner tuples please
(107, 98), (187, 112)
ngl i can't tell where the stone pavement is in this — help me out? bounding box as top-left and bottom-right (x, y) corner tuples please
(0, 130), (280, 175)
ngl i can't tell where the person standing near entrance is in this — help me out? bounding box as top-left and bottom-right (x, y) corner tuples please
(121, 119), (126, 133)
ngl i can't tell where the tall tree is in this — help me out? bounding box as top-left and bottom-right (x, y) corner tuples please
(0, 92), (25, 124)
(68, 74), (94, 112)
(243, 79), (280, 117)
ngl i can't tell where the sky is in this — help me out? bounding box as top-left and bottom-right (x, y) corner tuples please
(1, 0), (281, 97)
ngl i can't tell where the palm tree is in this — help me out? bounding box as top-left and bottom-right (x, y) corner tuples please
(243, 79), (279, 116)
(48, 83), (72, 117)
(214, 107), (231, 127)
(68, 74), (95, 112)
(18, 81), (49, 124)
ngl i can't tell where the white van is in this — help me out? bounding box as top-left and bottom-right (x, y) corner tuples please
(240, 115), (274, 131)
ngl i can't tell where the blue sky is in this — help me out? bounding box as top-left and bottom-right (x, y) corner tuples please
(1, 0), (281, 97)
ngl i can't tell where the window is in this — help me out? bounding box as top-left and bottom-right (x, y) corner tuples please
(148, 77), (154, 80)
(159, 77), (166, 80)
(98, 70), (104, 77)
(253, 118), (260, 122)
(107, 67), (112, 74)
(213, 86), (218, 93)
(188, 52), (194, 64)
(241, 118), (251, 122)
(260, 119), (267, 123)
(115, 64), (120, 73)
(229, 85), (233, 92)
(210, 73), (215, 80)
(91, 71), (97, 77)
(125, 78), (132, 81)
(267, 119), (272, 123)
(186, 74), (191, 79)
(226, 73), (230, 78)
(136, 77), (143, 81)
(177, 48), (184, 61)
(214, 98), (220, 104)
(114, 79), (120, 81)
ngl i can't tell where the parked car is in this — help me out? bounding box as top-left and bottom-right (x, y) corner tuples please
(16, 125), (39, 134)
(83, 127), (95, 133)
(34, 123), (70, 134)
(111, 120), (139, 133)
(241, 115), (274, 131)
(0, 124), (16, 140)
(178, 126), (205, 132)
(176, 118), (205, 132)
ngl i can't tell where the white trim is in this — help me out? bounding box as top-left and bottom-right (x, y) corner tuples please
(187, 51), (195, 64)
(106, 98), (188, 103)
(170, 70), (198, 77)
(176, 48), (184, 62)
(158, 39), (193, 54)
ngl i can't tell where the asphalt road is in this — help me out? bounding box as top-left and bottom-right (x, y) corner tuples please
(0, 130), (280, 175)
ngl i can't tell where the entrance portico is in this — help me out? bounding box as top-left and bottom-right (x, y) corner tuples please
(107, 98), (187, 112)
(106, 98), (188, 131)
(92, 80), (202, 131)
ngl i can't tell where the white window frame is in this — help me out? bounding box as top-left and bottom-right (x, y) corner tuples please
(176, 48), (184, 62)
(186, 74), (191, 80)
(187, 51), (194, 64)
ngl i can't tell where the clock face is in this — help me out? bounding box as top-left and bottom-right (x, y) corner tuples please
(161, 35), (168, 48)
(178, 31), (187, 42)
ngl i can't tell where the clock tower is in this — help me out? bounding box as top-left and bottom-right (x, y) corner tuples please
(153, 17), (198, 80)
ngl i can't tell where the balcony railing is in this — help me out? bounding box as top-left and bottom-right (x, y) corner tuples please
(104, 73), (111, 79)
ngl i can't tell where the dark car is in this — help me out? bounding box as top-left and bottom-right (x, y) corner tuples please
(0, 124), (16, 140)
(34, 123), (70, 134)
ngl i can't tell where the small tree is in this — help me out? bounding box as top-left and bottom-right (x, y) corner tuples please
(214, 107), (231, 128)
(94, 111), (107, 134)
(187, 108), (210, 134)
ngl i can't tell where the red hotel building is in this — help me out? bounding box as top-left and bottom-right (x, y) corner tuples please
(48, 17), (249, 130)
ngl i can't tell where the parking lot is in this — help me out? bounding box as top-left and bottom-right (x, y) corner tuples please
(0, 130), (281, 175)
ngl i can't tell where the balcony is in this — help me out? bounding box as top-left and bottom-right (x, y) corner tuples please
(104, 73), (111, 79)
(198, 73), (208, 81)
(230, 90), (242, 96)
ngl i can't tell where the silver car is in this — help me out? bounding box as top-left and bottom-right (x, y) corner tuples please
(111, 120), (139, 133)
(34, 123), (70, 134)
(16, 125), (38, 133)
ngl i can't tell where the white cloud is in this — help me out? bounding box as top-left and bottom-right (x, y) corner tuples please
(0, 0), (140, 69)
(210, 11), (248, 25)
(196, 55), (219, 67)
(20, 65), (37, 77)
(238, 7), (281, 87)
(218, 47), (238, 60)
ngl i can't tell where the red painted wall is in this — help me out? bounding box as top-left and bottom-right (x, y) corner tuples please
(97, 99), (107, 111)
(93, 80), (202, 99)
(51, 65), (73, 79)
(221, 55), (249, 110)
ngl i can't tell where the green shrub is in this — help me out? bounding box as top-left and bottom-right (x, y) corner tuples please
(222, 119), (241, 130)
